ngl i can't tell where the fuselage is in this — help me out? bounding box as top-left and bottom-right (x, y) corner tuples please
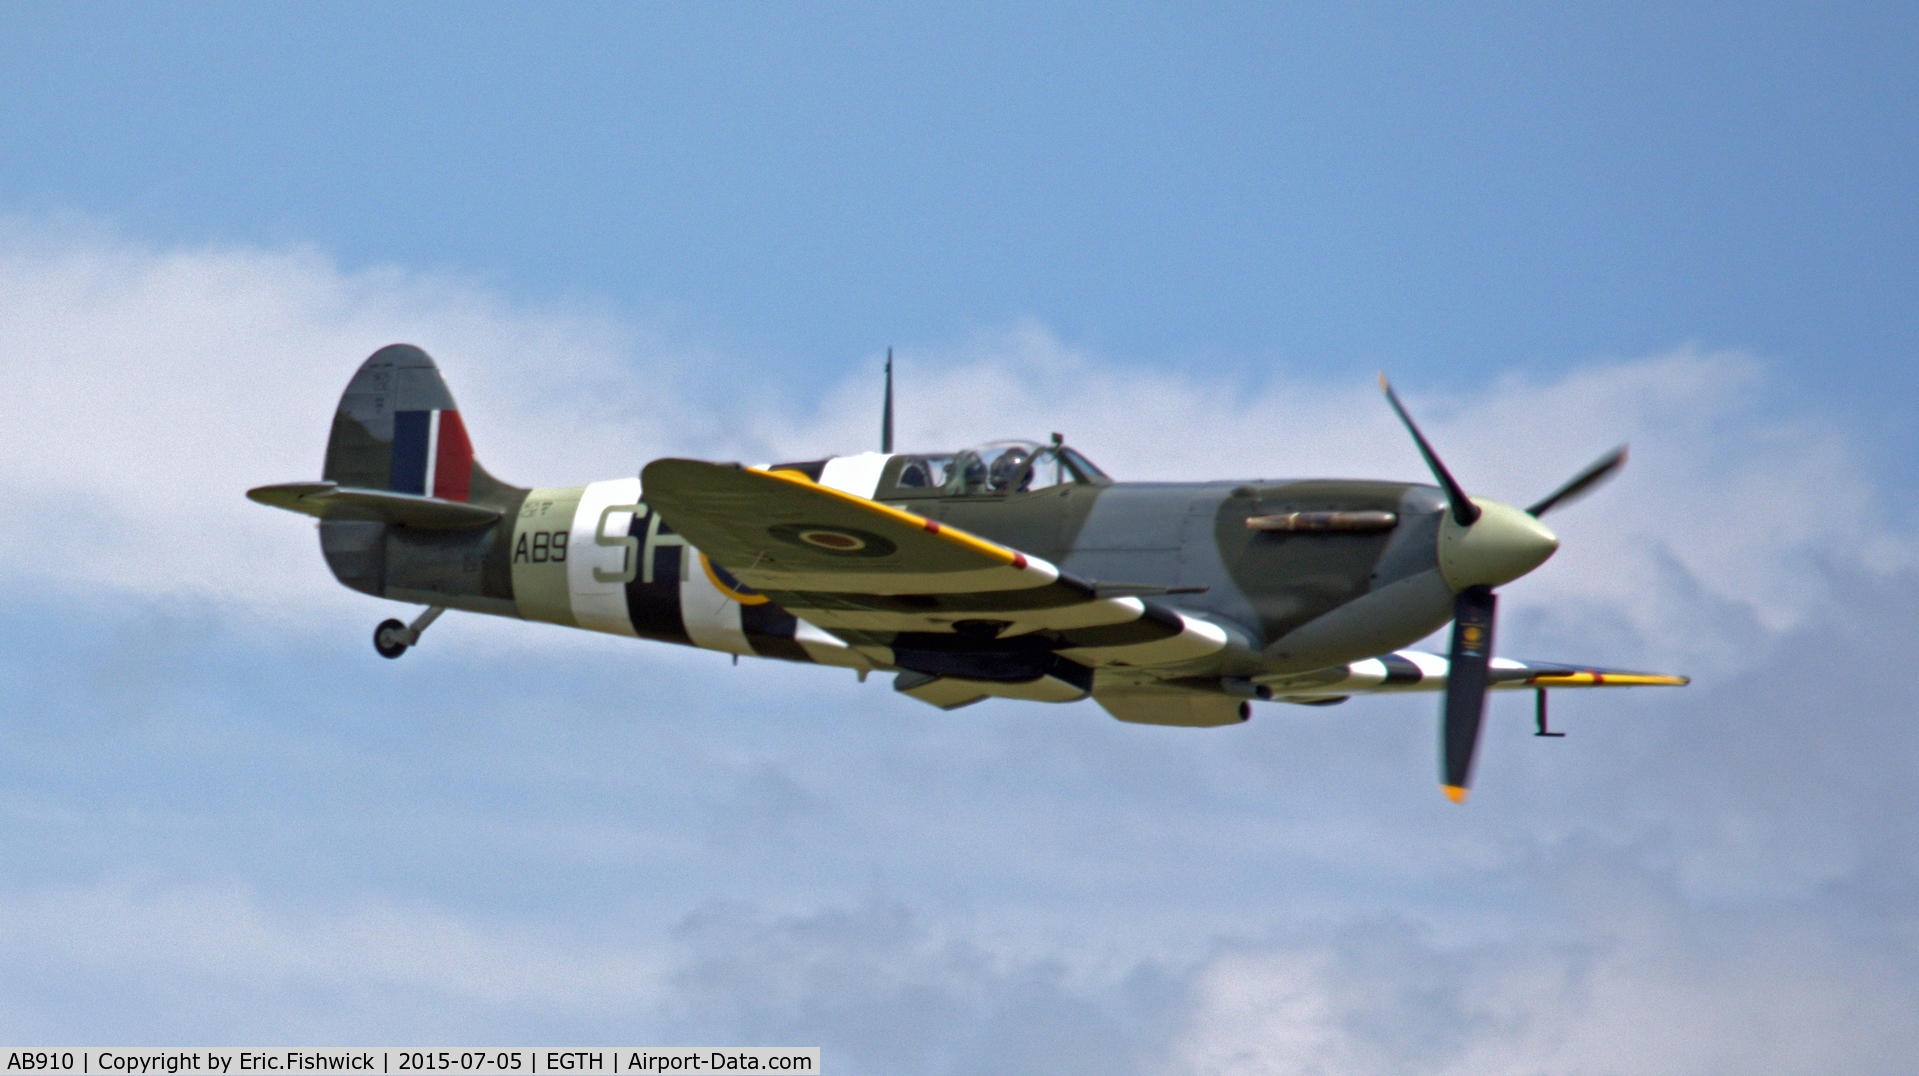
(321, 444), (1496, 681)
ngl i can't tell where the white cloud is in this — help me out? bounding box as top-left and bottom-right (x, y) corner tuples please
(2, 220), (1903, 679)
(4, 219), (1917, 1068)
(0, 216), (714, 628)
(5, 863), (1913, 1072)
(0, 880), (667, 1037)
(1161, 898), (1919, 1076)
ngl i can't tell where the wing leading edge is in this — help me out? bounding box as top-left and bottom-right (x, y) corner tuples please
(639, 459), (1242, 707)
(1253, 650), (1689, 704)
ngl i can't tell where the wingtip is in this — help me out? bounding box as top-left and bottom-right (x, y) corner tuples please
(1442, 784), (1469, 804)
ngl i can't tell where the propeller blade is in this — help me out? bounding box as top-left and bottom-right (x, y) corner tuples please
(1378, 374), (1481, 527)
(1441, 584), (1497, 803)
(1526, 445), (1627, 518)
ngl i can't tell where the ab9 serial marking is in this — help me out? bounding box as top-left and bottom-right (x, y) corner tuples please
(513, 530), (567, 563)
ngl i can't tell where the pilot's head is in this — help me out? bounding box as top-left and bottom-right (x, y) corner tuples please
(990, 447), (1031, 492)
(959, 452), (987, 490)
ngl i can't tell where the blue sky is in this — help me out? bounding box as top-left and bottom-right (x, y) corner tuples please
(3, 5), (1918, 1071)
(6, 5), (1915, 433)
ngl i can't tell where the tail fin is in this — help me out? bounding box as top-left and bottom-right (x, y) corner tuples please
(323, 344), (513, 503)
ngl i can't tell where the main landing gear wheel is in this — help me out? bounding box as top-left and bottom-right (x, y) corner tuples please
(374, 619), (410, 659)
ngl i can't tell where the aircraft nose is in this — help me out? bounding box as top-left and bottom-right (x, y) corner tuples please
(1436, 498), (1559, 591)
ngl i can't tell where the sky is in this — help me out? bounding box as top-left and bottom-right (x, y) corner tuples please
(2, 4), (1917, 1071)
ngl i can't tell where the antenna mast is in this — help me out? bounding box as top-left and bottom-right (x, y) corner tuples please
(881, 347), (894, 453)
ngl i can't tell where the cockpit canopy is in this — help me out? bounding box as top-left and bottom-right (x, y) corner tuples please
(891, 439), (1110, 497)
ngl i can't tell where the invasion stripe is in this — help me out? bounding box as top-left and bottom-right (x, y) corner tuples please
(623, 520), (694, 646)
(743, 600), (812, 663)
(1379, 653), (1425, 685)
(1052, 602), (1184, 648)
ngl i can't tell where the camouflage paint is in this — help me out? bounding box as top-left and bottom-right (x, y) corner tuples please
(253, 344), (1683, 729)
(510, 487), (582, 627)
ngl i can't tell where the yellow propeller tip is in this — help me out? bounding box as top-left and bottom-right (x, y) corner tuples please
(1377, 372), (1391, 392)
(1442, 785), (1469, 804)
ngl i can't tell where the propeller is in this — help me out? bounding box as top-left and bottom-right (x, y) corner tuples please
(1377, 375), (1626, 802)
(1525, 445), (1626, 518)
(1443, 584), (1496, 802)
(1379, 375), (1480, 528)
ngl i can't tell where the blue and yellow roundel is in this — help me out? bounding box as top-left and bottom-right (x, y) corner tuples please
(700, 553), (770, 605)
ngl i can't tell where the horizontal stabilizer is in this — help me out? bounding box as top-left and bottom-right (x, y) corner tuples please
(246, 481), (502, 530)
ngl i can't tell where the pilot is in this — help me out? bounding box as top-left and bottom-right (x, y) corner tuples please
(952, 451), (988, 493)
(989, 446), (1032, 492)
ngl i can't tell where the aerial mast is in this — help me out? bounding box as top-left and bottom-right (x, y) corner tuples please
(881, 347), (894, 453)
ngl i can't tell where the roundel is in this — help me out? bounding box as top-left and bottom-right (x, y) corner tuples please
(765, 523), (898, 558)
(700, 553), (770, 605)
(801, 530), (864, 551)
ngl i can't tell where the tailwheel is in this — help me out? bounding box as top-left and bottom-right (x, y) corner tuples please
(374, 619), (410, 659)
(373, 605), (445, 659)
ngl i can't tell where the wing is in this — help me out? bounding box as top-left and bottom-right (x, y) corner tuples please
(640, 460), (1239, 706)
(1253, 650), (1689, 704)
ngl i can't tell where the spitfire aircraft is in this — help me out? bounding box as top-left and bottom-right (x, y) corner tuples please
(250, 345), (1686, 801)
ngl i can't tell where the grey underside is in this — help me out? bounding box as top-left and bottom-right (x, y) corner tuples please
(320, 515), (515, 611)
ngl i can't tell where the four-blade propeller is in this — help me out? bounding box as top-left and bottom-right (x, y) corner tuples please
(1378, 375), (1626, 803)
